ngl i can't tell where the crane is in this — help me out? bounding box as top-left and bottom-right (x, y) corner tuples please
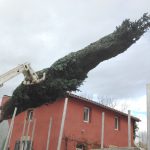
(0, 63), (45, 87)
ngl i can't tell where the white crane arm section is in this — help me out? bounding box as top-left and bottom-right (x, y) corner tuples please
(0, 63), (45, 87)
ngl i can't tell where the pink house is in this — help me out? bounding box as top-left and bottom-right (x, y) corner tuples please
(1, 93), (140, 150)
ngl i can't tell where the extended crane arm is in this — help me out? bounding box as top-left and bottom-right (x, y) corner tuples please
(0, 63), (45, 87)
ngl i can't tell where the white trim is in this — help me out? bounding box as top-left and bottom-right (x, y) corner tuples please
(101, 112), (105, 148)
(57, 98), (68, 150)
(21, 136), (30, 141)
(147, 84), (150, 150)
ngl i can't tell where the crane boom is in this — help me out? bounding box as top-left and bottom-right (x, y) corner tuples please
(0, 63), (45, 87)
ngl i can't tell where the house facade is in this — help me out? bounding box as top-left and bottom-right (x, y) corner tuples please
(1, 94), (139, 150)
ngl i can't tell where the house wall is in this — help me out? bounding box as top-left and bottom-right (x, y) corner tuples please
(63, 97), (134, 149)
(1, 96), (135, 150)
(9, 98), (65, 150)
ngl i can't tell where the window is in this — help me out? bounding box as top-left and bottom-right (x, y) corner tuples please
(14, 140), (32, 150)
(83, 107), (90, 122)
(26, 109), (33, 121)
(76, 144), (86, 150)
(14, 141), (20, 150)
(114, 116), (119, 130)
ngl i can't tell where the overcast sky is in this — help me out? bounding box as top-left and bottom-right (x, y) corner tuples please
(0, 0), (150, 131)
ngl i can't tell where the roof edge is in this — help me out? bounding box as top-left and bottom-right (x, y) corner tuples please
(67, 93), (140, 122)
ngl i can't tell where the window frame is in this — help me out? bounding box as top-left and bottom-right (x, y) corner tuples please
(26, 109), (34, 121)
(14, 138), (32, 150)
(76, 143), (86, 150)
(114, 116), (119, 130)
(83, 107), (90, 123)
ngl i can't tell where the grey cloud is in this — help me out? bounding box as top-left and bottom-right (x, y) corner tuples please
(0, 0), (150, 100)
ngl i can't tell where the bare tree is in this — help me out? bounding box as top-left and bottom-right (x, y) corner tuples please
(137, 131), (147, 149)
(97, 96), (117, 108)
(80, 93), (129, 112)
(120, 102), (129, 112)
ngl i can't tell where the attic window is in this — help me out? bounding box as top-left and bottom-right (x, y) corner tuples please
(83, 107), (90, 123)
(114, 116), (119, 130)
(26, 109), (33, 121)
